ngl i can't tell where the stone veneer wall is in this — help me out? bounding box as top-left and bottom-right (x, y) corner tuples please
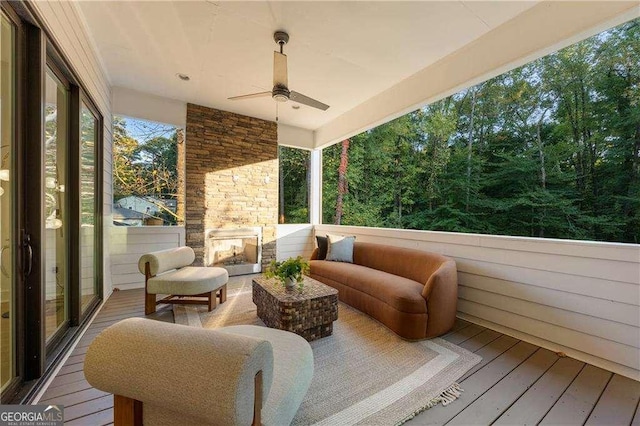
(185, 103), (278, 268)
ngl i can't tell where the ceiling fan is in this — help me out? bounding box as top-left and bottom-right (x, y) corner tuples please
(228, 31), (330, 111)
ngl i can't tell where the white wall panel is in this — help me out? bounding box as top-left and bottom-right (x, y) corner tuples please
(30, 1), (114, 300)
(276, 224), (314, 261)
(109, 227), (185, 291)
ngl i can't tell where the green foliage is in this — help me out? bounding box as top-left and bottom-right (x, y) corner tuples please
(112, 116), (181, 225)
(265, 256), (310, 291)
(279, 147), (310, 223)
(322, 18), (640, 244)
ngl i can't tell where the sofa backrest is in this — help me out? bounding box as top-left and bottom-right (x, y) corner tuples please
(353, 242), (450, 285)
(138, 246), (196, 276)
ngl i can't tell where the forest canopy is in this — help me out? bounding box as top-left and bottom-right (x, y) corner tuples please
(322, 18), (640, 244)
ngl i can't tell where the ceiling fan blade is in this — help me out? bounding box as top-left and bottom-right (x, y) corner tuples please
(273, 51), (288, 88)
(289, 91), (330, 111)
(228, 91), (272, 101)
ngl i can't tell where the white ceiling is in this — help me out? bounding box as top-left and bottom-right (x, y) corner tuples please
(78, 1), (539, 130)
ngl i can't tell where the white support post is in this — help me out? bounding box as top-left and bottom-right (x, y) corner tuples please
(309, 149), (322, 226)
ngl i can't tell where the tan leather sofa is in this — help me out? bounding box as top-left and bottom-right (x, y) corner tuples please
(310, 242), (458, 339)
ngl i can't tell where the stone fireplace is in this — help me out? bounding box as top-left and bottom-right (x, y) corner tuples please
(205, 227), (262, 276)
(185, 103), (278, 269)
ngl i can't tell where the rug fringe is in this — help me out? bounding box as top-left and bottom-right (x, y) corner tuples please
(395, 382), (464, 426)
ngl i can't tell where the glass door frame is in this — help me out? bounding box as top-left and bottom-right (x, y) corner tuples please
(0, 2), (26, 402)
(69, 89), (103, 325)
(1, 0), (104, 401)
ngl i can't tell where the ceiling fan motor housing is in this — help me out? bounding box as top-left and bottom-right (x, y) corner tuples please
(272, 85), (290, 102)
(274, 31), (289, 46)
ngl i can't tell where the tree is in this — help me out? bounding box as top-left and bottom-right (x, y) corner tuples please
(112, 116), (181, 225)
(334, 139), (350, 225)
(279, 146), (310, 223)
(321, 17), (640, 244)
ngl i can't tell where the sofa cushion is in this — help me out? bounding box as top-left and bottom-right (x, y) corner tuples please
(147, 266), (228, 295)
(138, 246), (195, 276)
(310, 260), (426, 314)
(326, 234), (356, 263)
(315, 236), (328, 260)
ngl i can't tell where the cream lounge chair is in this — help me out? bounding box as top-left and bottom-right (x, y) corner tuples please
(139, 246), (228, 315)
(85, 318), (314, 426)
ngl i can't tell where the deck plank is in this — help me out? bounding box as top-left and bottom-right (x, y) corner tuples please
(63, 354), (87, 366)
(40, 379), (93, 401)
(449, 318), (473, 333)
(36, 286), (634, 426)
(65, 408), (113, 426)
(47, 371), (86, 388)
(41, 387), (109, 408)
(493, 356), (584, 425)
(458, 329), (501, 353)
(585, 374), (640, 426)
(412, 341), (538, 425)
(448, 349), (559, 425)
(64, 395), (113, 422)
(459, 334), (519, 381)
(539, 364), (613, 425)
(442, 324), (486, 345)
(57, 362), (85, 376)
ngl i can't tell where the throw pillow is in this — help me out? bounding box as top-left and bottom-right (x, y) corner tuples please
(316, 235), (328, 260)
(325, 234), (356, 263)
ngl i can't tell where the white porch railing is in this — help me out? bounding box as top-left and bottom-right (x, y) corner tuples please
(314, 224), (640, 381)
(110, 226), (185, 291)
(276, 224), (314, 261)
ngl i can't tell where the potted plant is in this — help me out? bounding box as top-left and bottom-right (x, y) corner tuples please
(265, 256), (310, 291)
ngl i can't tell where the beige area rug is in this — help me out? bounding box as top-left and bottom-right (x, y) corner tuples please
(173, 281), (481, 425)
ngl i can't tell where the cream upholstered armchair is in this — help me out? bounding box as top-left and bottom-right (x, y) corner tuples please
(139, 246), (229, 315)
(84, 318), (314, 426)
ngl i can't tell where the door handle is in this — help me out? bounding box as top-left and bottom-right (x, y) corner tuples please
(23, 233), (33, 277)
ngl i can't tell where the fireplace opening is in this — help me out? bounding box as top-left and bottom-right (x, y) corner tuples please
(205, 227), (262, 276)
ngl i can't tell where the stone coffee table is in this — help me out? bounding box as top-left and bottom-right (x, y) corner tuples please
(252, 275), (338, 341)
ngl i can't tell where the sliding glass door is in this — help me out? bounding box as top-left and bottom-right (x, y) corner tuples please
(79, 102), (99, 315)
(0, 10), (16, 393)
(0, 1), (103, 401)
(43, 68), (69, 345)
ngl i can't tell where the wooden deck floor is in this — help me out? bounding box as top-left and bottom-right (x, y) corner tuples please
(38, 286), (640, 425)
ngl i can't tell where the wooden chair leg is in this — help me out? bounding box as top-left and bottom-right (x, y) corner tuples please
(114, 394), (142, 426)
(208, 290), (217, 311)
(145, 292), (156, 315)
(219, 284), (227, 304)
